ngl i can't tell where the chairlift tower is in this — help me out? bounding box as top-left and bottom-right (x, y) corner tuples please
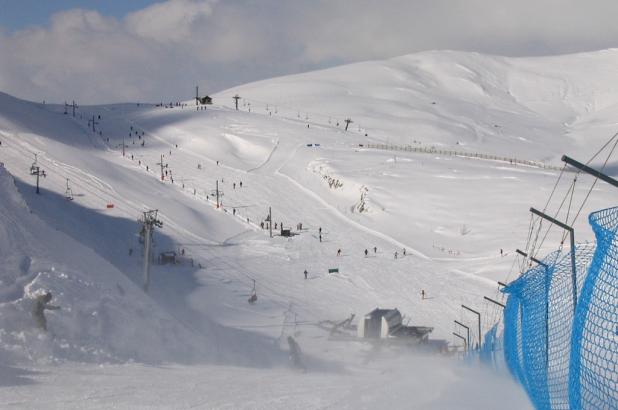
(344, 118), (353, 131)
(233, 95), (241, 110)
(140, 210), (163, 292)
(88, 115), (99, 133)
(31, 164), (46, 194)
(157, 154), (167, 181)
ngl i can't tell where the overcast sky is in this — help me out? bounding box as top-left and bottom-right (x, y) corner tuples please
(2, 0), (618, 104)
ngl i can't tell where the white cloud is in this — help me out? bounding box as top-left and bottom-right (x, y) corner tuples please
(125, 0), (216, 43)
(1, 0), (618, 103)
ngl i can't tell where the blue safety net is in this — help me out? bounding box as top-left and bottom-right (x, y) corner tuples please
(569, 207), (618, 410)
(494, 206), (618, 410)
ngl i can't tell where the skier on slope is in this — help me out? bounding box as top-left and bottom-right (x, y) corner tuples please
(364, 249), (368, 257)
(287, 336), (306, 371)
(304, 270), (308, 279)
(32, 292), (60, 332)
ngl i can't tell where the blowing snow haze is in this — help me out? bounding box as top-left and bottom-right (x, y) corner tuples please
(0, 1), (618, 409)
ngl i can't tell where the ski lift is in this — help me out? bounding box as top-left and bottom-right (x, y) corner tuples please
(64, 178), (73, 201)
(30, 154), (38, 175)
(248, 279), (257, 304)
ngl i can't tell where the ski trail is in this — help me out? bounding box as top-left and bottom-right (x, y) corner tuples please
(111, 111), (252, 175)
(247, 139), (279, 173)
(2, 129), (220, 248)
(272, 145), (431, 260)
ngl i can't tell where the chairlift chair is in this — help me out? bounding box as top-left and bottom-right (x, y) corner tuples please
(64, 178), (74, 201)
(30, 154), (38, 175)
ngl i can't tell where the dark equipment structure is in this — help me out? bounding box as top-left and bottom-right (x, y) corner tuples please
(357, 308), (433, 342)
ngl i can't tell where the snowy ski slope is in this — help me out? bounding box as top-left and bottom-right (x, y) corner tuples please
(1, 49), (617, 408)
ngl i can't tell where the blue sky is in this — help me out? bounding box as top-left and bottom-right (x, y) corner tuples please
(0, 0), (157, 31)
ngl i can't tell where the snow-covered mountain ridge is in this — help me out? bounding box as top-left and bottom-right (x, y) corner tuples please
(218, 49), (618, 165)
(0, 49), (616, 408)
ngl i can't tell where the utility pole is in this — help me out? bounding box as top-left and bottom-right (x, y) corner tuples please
(71, 101), (77, 117)
(140, 210), (162, 292)
(462, 305), (482, 350)
(344, 118), (353, 131)
(233, 95), (241, 110)
(122, 134), (126, 157)
(32, 166), (46, 194)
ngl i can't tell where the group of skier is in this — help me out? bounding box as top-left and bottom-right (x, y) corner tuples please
(336, 246), (407, 259)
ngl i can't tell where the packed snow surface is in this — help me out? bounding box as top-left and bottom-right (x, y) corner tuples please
(1, 49), (617, 408)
